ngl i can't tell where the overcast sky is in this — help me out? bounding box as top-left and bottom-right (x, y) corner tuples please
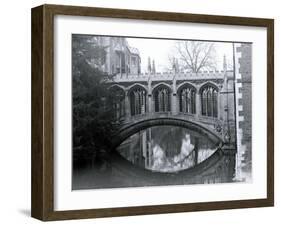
(127, 37), (234, 73)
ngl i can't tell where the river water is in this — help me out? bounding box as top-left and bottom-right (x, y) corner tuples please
(72, 125), (222, 189)
(117, 125), (217, 173)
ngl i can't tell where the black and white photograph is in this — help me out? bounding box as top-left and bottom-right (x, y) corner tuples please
(71, 34), (252, 190)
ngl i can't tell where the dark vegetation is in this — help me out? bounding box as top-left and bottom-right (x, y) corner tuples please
(72, 35), (118, 169)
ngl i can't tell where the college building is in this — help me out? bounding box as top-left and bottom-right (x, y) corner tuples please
(96, 36), (141, 75)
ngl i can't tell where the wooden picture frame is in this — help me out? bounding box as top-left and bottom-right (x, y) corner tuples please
(31, 4), (274, 221)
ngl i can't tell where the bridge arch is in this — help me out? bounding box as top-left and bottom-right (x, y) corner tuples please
(152, 83), (172, 113)
(198, 81), (219, 93)
(199, 82), (219, 118)
(127, 83), (148, 93)
(128, 84), (147, 116)
(177, 82), (197, 114)
(176, 81), (197, 93)
(108, 84), (126, 92)
(151, 82), (172, 94)
(111, 117), (223, 149)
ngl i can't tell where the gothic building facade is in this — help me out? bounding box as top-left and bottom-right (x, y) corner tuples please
(96, 36), (141, 75)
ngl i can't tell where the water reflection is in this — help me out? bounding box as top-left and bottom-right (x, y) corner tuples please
(116, 126), (217, 173)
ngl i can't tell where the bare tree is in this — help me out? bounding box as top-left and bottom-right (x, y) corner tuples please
(174, 41), (217, 73)
(165, 55), (180, 73)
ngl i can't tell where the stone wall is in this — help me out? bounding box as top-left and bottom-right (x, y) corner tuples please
(235, 43), (252, 181)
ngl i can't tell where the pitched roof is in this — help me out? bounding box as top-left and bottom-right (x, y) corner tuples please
(128, 46), (140, 55)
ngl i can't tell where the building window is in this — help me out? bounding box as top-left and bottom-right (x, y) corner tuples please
(201, 85), (218, 117)
(110, 87), (125, 120)
(131, 57), (136, 66)
(179, 85), (196, 114)
(130, 87), (147, 116)
(154, 85), (171, 112)
(115, 52), (126, 74)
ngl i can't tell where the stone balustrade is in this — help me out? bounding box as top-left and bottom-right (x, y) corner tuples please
(110, 71), (233, 83)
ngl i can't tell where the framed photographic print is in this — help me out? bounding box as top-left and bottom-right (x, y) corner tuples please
(31, 4), (274, 221)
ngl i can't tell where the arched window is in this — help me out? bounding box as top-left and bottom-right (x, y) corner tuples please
(154, 85), (171, 112)
(110, 86), (125, 120)
(201, 85), (218, 117)
(130, 87), (147, 116)
(179, 85), (196, 114)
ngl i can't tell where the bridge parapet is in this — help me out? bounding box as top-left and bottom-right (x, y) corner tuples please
(110, 71), (232, 83)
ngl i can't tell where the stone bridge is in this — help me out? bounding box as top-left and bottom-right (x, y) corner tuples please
(111, 112), (224, 149)
(105, 71), (237, 184)
(108, 70), (236, 147)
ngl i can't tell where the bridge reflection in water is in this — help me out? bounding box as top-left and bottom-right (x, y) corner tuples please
(72, 124), (236, 190)
(117, 126), (217, 173)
